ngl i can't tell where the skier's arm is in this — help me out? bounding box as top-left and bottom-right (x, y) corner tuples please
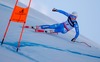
(73, 22), (79, 39)
(52, 8), (70, 17)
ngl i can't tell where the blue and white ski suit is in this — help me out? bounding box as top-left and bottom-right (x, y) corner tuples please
(40, 9), (79, 39)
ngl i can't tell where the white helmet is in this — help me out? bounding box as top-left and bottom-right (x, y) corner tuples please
(71, 11), (78, 17)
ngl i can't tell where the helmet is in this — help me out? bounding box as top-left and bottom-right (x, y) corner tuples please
(71, 11), (78, 17)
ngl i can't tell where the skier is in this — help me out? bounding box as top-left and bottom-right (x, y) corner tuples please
(32, 8), (79, 42)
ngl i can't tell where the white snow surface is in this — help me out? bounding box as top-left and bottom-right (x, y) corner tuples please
(0, 0), (100, 62)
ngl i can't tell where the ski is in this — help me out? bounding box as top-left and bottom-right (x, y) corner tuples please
(24, 25), (58, 34)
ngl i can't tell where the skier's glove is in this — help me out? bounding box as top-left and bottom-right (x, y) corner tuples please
(71, 38), (76, 42)
(52, 8), (57, 12)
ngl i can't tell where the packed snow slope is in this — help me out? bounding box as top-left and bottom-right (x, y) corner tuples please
(0, 0), (100, 62)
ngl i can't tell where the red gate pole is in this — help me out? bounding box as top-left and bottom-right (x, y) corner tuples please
(1, 0), (19, 45)
(28, 0), (32, 8)
(1, 20), (11, 45)
(16, 0), (31, 52)
(16, 22), (25, 51)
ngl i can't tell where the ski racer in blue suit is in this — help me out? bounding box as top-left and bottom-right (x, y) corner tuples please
(34, 8), (79, 42)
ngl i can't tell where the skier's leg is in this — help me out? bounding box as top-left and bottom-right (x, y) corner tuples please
(41, 24), (60, 33)
(40, 24), (59, 29)
(31, 24), (59, 30)
(31, 25), (51, 30)
(40, 25), (51, 29)
(31, 24), (60, 33)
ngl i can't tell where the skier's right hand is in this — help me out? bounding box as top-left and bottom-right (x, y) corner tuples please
(52, 8), (57, 12)
(71, 38), (76, 42)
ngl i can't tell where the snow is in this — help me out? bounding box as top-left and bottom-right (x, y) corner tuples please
(0, 0), (100, 62)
